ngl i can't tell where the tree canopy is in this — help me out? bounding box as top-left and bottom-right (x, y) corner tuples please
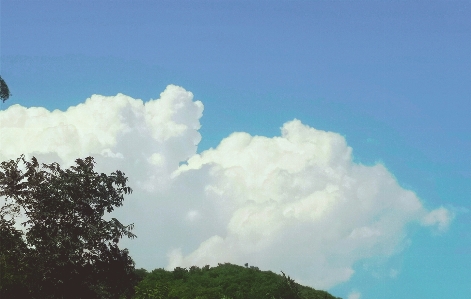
(134, 263), (342, 299)
(0, 155), (137, 298)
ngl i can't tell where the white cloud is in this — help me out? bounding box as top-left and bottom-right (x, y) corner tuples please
(166, 120), (433, 288)
(0, 85), (453, 290)
(348, 291), (361, 299)
(421, 206), (454, 233)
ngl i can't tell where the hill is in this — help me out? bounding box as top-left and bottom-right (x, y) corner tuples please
(133, 263), (342, 299)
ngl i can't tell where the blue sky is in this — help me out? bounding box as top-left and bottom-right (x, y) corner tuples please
(1, 1), (470, 298)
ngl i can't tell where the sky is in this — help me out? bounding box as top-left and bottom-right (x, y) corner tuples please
(1, 1), (470, 298)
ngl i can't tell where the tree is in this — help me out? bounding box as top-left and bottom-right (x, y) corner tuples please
(0, 75), (11, 103)
(0, 155), (136, 298)
(0, 216), (31, 298)
(276, 271), (303, 299)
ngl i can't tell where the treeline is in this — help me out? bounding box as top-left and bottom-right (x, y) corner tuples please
(133, 263), (341, 299)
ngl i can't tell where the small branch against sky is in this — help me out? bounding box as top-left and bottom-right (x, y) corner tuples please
(0, 76), (11, 103)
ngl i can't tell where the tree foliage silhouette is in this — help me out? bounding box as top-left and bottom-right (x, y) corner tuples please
(0, 75), (11, 103)
(0, 155), (136, 298)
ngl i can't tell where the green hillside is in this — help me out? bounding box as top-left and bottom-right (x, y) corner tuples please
(133, 263), (342, 299)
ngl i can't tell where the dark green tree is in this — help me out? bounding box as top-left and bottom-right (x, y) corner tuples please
(276, 271), (302, 299)
(0, 75), (11, 103)
(0, 217), (31, 298)
(0, 155), (136, 298)
(134, 263), (342, 299)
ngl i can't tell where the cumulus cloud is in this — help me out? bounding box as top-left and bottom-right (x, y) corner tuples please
(0, 85), (452, 290)
(165, 119), (449, 288)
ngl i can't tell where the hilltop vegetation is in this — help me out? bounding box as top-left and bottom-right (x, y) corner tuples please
(134, 263), (341, 299)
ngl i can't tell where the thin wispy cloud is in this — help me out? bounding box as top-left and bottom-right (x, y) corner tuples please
(348, 291), (361, 299)
(0, 85), (452, 289)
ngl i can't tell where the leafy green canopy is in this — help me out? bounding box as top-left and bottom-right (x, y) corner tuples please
(0, 156), (136, 298)
(134, 263), (342, 299)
